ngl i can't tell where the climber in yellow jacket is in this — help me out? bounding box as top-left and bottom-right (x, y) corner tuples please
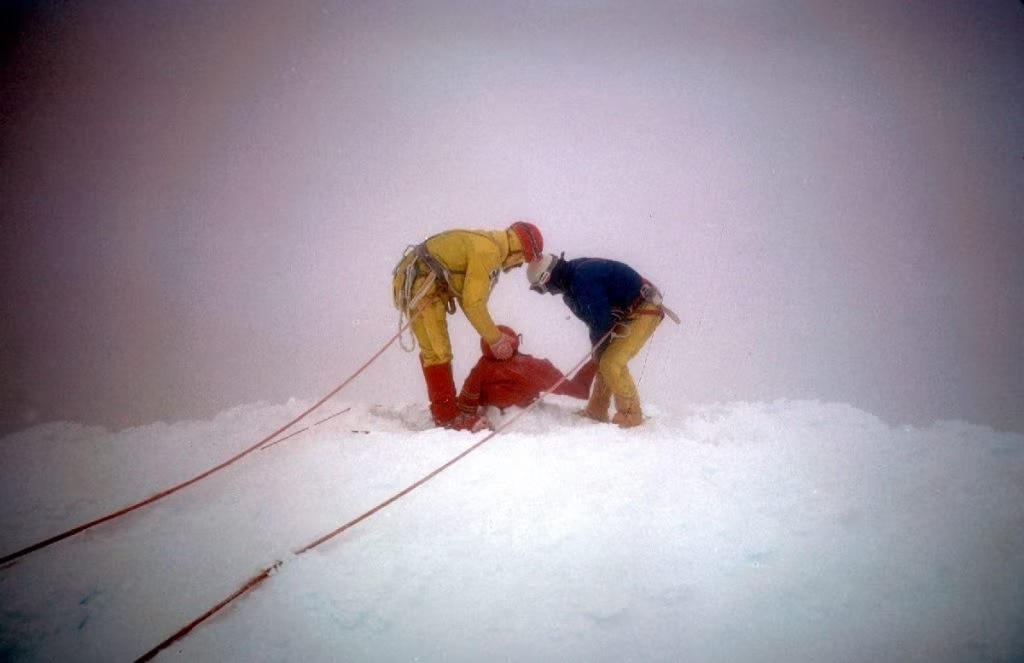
(392, 221), (544, 430)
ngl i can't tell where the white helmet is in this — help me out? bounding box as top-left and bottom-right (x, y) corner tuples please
(527, 253), (559, 293)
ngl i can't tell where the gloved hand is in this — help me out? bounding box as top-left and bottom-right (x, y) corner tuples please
(448, 411), (491, 433)
(488, 331), (516, 360)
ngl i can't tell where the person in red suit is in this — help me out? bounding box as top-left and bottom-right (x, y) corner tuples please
(452, 325), (598, 431)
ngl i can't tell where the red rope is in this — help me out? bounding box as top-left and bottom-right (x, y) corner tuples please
(258, 407), (352, 451)
(0, 328), (408, 569)
(134, 562), (283, 662)
(133, 335), (611, 661)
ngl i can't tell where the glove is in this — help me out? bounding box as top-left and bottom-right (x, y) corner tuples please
(488, 331), (515, 360)
(448, 411), (491, 433)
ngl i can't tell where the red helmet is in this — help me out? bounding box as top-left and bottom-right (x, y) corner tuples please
(481, 324), (520, 359)
(508, 221), (544, 263)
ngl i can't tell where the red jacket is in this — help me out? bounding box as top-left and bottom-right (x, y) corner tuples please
(457, 354), (597, 413)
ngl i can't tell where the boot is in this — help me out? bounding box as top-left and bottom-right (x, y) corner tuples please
(577, 372), (611, 423)
(422, 360), (458, 426)
(611, 394), (643, 428)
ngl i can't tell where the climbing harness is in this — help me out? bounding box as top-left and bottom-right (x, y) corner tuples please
(393, 242), (458, 352)
(636, 279), (681, 325)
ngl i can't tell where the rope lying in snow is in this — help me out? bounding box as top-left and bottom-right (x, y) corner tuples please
(0, 326), (411, 569)
(259, 407), (352, 451)
(133, 334), (613, 662)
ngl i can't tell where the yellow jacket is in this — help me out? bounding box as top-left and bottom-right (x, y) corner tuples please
(423, 229), (522, 344)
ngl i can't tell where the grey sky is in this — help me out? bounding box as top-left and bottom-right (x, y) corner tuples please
(2, 0), (1022, 434)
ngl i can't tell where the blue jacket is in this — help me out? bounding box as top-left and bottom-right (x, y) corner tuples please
(546, 257), (645, 354)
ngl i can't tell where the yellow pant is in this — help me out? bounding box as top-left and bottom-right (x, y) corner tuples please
(597, 303), (663, 399)
(393, 258), (454, 367)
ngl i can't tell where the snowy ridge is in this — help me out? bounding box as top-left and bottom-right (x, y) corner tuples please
(1, 399), (1022, 662)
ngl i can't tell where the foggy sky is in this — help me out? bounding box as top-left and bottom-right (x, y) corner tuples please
(2, 0), (1022, 435)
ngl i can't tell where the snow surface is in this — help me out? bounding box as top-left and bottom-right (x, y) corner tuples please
(1, 397), (1022, 662)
